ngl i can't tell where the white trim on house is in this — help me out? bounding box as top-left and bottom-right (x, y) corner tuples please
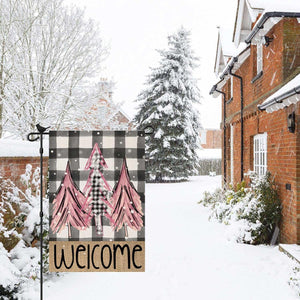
(256, 43), (263, 74)
(214, 37), (224, 76)
(210, 46), (251, 98)
(230, 76), (234, 99)
(230, 124), (234, 183)
(214, 27), (238, 77)
(233, 0), (262, 47)
(199, 129), (207, 144)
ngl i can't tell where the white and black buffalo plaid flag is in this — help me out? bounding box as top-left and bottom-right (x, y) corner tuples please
(49, 130), (145, 241)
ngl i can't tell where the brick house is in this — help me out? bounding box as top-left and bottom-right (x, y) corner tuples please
(78, 79), (132, 130)
(210, 0), (300, 244)
(200, 129), (222, 149)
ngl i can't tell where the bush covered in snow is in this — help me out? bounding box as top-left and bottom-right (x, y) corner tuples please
(289, 266), (300, 297)
(199, 172), (281, 245)
(0, 164), (49, 298)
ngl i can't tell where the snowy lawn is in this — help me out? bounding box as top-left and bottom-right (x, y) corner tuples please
(31, 176), (298, 299)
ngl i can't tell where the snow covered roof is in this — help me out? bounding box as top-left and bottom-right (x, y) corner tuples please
(233, 0), (263, 47)
(245, 1), (300, 44)
(247, 0), (264, 10)
(260, 0), (300, 12)
(219, 27), (237, 57)
(211, 0), (300, 98)
(0, 138), (49, 157)
(234, 0), (300, 46)
(219, 43), (249, 79)
(214, 27), (247, 76)
(258, 73), (300, 113)
(210, 44), (250, 97)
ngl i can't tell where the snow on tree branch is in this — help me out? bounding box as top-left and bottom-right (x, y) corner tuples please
(0, 0), (109, 138)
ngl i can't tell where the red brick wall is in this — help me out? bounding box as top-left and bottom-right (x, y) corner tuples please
(201, 129), (222, 149)
(283, 19), (300, 80)
(236, 105), (299, 243)
(220, 18), (300, 243)
(0, 157), (48, 195)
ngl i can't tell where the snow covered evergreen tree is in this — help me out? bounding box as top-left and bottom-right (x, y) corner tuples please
(134, 27), (201, 182)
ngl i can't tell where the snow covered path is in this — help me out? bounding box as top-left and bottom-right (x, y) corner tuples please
(42, 176), (298, 300)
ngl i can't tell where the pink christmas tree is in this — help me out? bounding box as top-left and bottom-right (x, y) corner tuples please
(50, 161), (92, 237)
(83, 143), (114, 235)
(111, 158), (143, 237)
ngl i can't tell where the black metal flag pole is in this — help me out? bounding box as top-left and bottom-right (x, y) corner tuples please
(27, 124), (50, 300)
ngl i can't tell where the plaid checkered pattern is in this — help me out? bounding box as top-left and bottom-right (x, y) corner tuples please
(49, 130), (145, 241)
(91, 172), (108, 216)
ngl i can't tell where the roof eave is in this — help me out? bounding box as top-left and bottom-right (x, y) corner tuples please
(210, 45), (250, 97)
(220, 45), (250, 79)
(258, 85), (300, 110)
(245, 11), (300, 44)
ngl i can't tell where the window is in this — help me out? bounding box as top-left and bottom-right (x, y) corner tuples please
(253, 133), (267, 176)
(257, 43), (263, 74)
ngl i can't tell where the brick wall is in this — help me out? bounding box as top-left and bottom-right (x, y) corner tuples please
(227, 104), (299, 243)
(220, 18), (300, 243)
(201, 129), (222, 149)
(283, 19), (300, 80)
(0, 157), (48, 195)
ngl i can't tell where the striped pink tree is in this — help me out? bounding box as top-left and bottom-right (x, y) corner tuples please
(50, 161), (92, 237)
(111, 158), (143, 238)
(83, 143), (114, 235)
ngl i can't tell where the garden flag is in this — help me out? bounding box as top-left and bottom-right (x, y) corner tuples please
(48, 131), (145, 272)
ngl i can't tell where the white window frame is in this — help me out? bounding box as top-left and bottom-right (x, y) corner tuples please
(230, 124), (234, 183)
(253, 133), (267, 176)
(200, 129), (207, 144)
(230, 76), (234, 99)
(257, 43), (263, 74)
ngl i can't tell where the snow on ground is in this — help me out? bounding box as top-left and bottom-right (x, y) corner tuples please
(24, 176), (298, 299)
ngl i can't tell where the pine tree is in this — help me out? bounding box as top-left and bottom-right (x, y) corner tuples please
(111, 158), (143, 237)
(134, 27), (201, 182)
(50, 161), (92, 237)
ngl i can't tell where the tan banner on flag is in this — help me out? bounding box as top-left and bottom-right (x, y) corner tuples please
(49, 241), (145, 272)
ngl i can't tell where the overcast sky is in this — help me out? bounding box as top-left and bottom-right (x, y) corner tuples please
(67, 0), (238, 129)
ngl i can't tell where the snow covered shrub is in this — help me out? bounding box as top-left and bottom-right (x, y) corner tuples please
(0, 164), (49, 297)
(0, 176), (24, 251)
(0, 242), (19, 299)
(243, 171), (281, 244)
(199, 172), (281, 244)
(199, 188), (231, 222)
(289, 266), (300, 297)
(200, 189), (224, 207)
(18, 164), (50, 276)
